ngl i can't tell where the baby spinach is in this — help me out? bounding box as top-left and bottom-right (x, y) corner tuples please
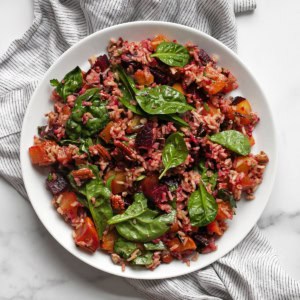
(136, 85), (193, 115)
(210, 130), (251, 156)
(144, 241), (166, 251)
(68, 165), (112, 238)
(115, 208), (175, 242)
(159, 132), (188, 179)
(50, 66), (83, 101)
(199, 160), (218, 190)
(217, 189), (237, 208)
(65, 88), (109, 139)
(131, 252), (153, 266)
(119, 84), (144, 115)
(151, 42), (190, 67)
(85, 179), (113, 238)
(159, 115), (189, 127)
(116, 66), (143, 115)
(108, 193), (148, 225)
(114, 237), (138, 259)
(188, 182), (218, 227)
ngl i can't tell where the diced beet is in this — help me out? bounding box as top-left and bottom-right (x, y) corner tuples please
(141, 173), (159, 199)
(46, 173), (68, 195)
(199, 49), (212, 65)
(135, 123), (154, 150)
(231, 96), (246, 105)
(186, 83), (209, 101)
(95, 54), (110, 72)
(149, 67), (171, 85)
(121, 54), (142, 71)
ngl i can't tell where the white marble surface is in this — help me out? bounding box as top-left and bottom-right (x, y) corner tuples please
(1, 0), (300, 298)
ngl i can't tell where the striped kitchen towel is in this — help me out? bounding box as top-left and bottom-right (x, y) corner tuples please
(1, 0), (300, 299)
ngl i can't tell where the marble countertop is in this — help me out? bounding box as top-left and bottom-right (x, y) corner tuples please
(1, 0), (300, 298)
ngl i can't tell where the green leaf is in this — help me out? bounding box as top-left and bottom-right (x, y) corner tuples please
(188, 182), (218, 227)
(144, 241), (166, 251)
(217, 189), (237, 208)
(159, 132), (188, 179)
(65, 88), (109, 140)
(115, 207), (175, 242)
(107, 193), (148, 225)
(50, 79), (60, 87)
(151, 42), (190, 67)
(159, 114), (189, 127)
(114, 237), (138, 259)
(199, 160), (218, 190)
(51, 66), (83, 100)
(119, 84), (144, 115)
(116, 66), (143, 115)
(210, 130), (251, 156)
(85, 180), (112, 239)
(67, 165), (112, 238)
(131, 252), (153, 266)
(136, 85), (193, 115)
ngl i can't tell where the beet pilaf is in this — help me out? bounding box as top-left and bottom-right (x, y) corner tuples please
(29, 35), (269, 270)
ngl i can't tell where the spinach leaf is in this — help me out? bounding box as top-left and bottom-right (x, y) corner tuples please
(188, 182), (218, 227)
(151, 42), (190, 67)
(210, 130), (251, 156)
(199, 160), (218, 190)
(115, 208), (175, 242)
(159, 132), (188, 179)
(116, 66), (143, 115)
(136, 85), (193, 115)
(119, 83), (144, 115)
(50, 66), (83, 100)
(144, 241), (166, 251)
(131, 252), (153, 266)
(217, 189), (237, 208)
(114, 237), (138, 259)
(65, 88), (109, 139)
(159, 114), (189, 127)
(85, 179), (113, 238)
(67, 165), (113, 238)
(107, 193), (148, 225)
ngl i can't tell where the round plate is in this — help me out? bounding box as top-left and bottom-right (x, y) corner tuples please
(20, 21), (277, 279)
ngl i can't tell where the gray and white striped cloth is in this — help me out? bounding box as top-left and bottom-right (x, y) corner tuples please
(1, 0), (299, 299)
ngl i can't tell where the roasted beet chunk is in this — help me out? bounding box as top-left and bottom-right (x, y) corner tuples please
(121, 54), (142, 71)
(95, 54), (110, 72)
(135, 123), (154, 150)
(231, 96), (246, 105)
(186, 83), (209, 101)
(192, 229), (210, 250)
(46, 172), (68, 195)
(199, 49), (213, 65)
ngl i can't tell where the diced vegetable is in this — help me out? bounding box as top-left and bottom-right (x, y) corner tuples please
(151, 34), (169, 50)
(207, 220), (223, 236)
(172, 83), (185, 95)
(101, 230), (117, 253)
(55, 191), (81, 223)
(167, 237), (196, 253)
(29, 141), (56, 166)
(99, 121), (114, 143)
(74, 217), (99, 253)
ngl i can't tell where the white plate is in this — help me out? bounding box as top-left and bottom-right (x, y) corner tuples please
(20, 21), (277, 279)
